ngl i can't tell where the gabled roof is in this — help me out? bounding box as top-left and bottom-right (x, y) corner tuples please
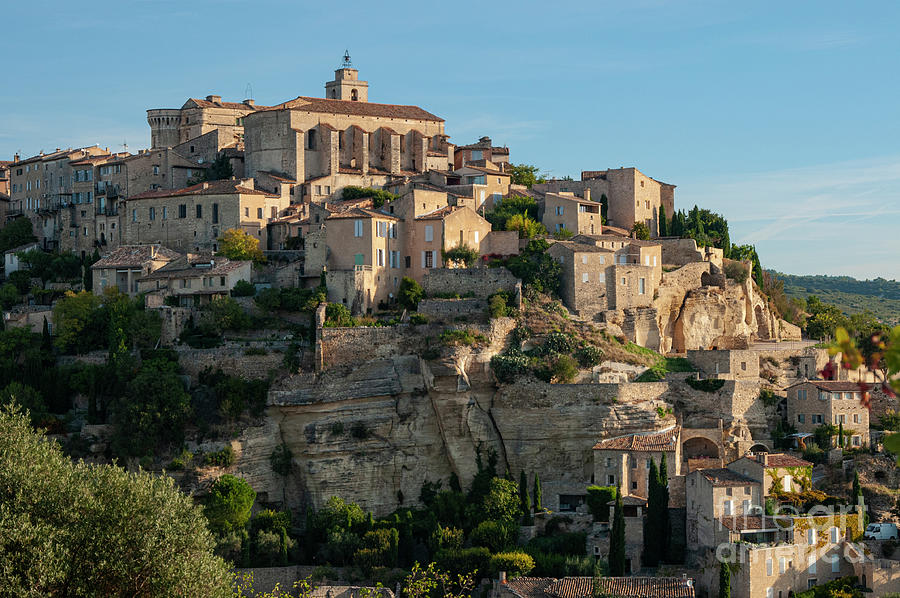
(127, 179), (277, 201)
(264, 96), (444, 122)
(456, 165), (509, 177)
(742, 453), (813, 468)
(140, 256), (249, 280)
(544, 576), (695, 598)
(697, 468), (758, 487)
(593, 426), (680, 452)
(327, 207), (400, 221)
(786, 380), (862, 392)
(91, 245), (181, 269)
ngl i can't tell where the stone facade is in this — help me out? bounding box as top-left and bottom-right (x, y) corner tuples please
(687, 349), (760, 380)
(421, 267), (521, 300)
(786, 380), (871, 447)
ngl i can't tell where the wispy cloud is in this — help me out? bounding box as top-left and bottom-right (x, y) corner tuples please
(680, 155), (900, 279)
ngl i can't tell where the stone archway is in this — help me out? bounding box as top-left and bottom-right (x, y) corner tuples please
(683, 437), (720, 459)
(749, 443), (770, 453)
(755, 305), (771, 339)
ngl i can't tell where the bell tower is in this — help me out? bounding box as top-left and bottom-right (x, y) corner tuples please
(325, 50), (369, 102)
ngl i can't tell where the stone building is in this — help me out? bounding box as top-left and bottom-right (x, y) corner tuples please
(138, 254), (251, 307)
(147, 95), (263, 149)
(687, 349), (760, 380)
(535, 167), (675, 236)
(541, 191), (603, 236)
(726, 453), (813, 496)
(91, 244), (181, 295)
(0, 160), (11, 196)
(547, 241), (614, 316)
(685, 467), (761, 552)
(785, 380), (871, 447)
(120, 179), (289, 252)
(592, 425), (681, 499)
(452, 136), (509, 170)
(498, 575), (696, 598)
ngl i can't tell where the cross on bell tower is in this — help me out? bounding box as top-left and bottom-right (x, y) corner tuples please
(325, 50), (369, 102)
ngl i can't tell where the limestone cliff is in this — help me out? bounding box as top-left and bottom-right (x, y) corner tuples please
(236, 352), (670, 516)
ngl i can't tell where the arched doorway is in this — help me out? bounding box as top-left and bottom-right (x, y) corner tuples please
(749, 443), (769, 453)
(683, 437), (720, 459)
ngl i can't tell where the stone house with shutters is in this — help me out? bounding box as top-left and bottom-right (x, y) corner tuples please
(785, 380), (870, 447)
(138, 254), (251, 307)
(91, 244), (181, 296)
(592, 425), (682, 500)
(541, 191), (604, 236)
(120, 179), (289, 252)
(452, 136), (509, 170)
(726, 452), (813, 497)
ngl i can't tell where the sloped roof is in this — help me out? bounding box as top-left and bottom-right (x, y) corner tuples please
(593, 426), (680, 452)
(753, 453), (813, 468)
(550, 241), (614, 254)
(127, 179), (277, 200)
(264, 96), (444, 122)
(185, 98), (268, 110)
(91, 245), (181, 269)
(545, 577), (695, 598)
(697, 468), (758, 487)
(719, 515), (791, 532)
(786, 380), (862, 392)
(141, 256), (249, 280)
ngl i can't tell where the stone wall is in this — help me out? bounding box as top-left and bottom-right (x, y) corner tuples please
(658, 237), (723, 269)
(175, 345), (288, 380)
(421, 267), (520, 300)
(417, 298), (487, 319)
(234, 567), (394, 598)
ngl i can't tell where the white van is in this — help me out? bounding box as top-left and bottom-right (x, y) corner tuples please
(864, 522), (899, 540)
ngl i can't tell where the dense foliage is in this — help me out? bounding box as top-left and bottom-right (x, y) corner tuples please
(503, 239), (561, 295)
(342, 186), (399, 209)
(507, 164), (546, 188)
(0, 406), (233, 596)
(218, 228), (265, 263)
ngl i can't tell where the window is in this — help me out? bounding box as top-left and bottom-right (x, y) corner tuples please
(377, 249), (384, 267)
(766, 558), (773, 576)
(582, 273), (589, 283)
(405, 256), (411, 268)
(599, 256), (605, 264)
(622, 277), (626, 285)
(852, 414), (859, 424)
(179, 204), (187, 218)
(315, 185), (322, 195)
(798, 414), (806, 424)
(556, 205), (564, 215)
(149, 207), (155, 221)
(852, 436), (861, 447)
(723, 500), (733, 516)
(245, 207), (249, 217)
(607, 474), (615, 485)
(212, 203), (218, 224)
(354, 220), (363, 237)
(424, 225), (433, 242)
(832, 556), (840, 573)
(377, 221), (387, 237)
(390, 251), (399, 268)
(808, 529), (816, 545)
(639, 278), (646, 295)
(605, 457), (612, 467)
(423, 251), (435, 269)
(389, 223), (397, 238)
(808, 556), (816, 574)
(471, 150), (482, 160)
(836, 414), (846, 425)
(257, 208), (263, 219)
(598, 272), (606, 283)
(474, 231), (479, 244)
(196, 204), (202, 218)
(779, 557), (787, 573)
(766, 589), (773, 598)
(307, 130), (317, 150)
(132, 209), (137, 222)
(631, 481), (637, 490)
(153, 165), (159, 175)
(812, 414), (823, 424)
(630, 457), (636, 469)
(830, 527), (840, 543)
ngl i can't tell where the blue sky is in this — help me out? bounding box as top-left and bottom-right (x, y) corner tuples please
(2, 0), (898, 279)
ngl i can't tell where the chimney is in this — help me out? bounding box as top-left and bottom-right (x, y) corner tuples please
(761, 453), (768, 466)
(13, 154), (18, 163)
(150, 245), (157, 259)
(206, 95), (222, 103)
(498, 572), (507, 585)
(584, 188), (591, 201)
(243, 99), (255, 107)
(202, 182), (209, 190)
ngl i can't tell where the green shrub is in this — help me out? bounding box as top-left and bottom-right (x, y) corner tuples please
(167, 448), (194, 471)
(724, 260), (749, 283)
(489, 293), (509, 318)
(685, 378), (726, 392)
(547, 354), (578, 383)
(574, 345), (603, 368)
(204, 475), (256, 535)
(408, 313), (428, 325)
(434, 546), (491, 577)
(270, 443), (292, 476)
(760, 389), (781, 407)
(440, 328), (487, 347)
(205, 445), (235, 467)
(470, 520), (515, 553)
(398, 277), (424, 310)
(330, 421), (345, 435)
(231, 280), (256, 297)
(243, 347), (268, 356)
(325, 303), (356, 327)
(491, 352), (531, 384)
(441, 245), (479, 268)
(350, 421), (370, 440)
(310, 565), (337, 581)
(586, 486), (616, 521)
(342, 185), (398, 208)
(541, 331), (575, 355)
(489, 551), (535, 577)
(526, 531), (587, 556)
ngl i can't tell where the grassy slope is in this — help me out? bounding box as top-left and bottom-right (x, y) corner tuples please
(770, 271), (900, 326)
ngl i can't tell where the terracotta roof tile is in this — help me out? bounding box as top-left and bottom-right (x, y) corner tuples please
(127, 179), (277, 200)
(753, 453), (813, 468)
(91, 245), (181, 269)
(719, 515), (792, 531)
(186, 98), (268, 110)
(264, 96), (444, 122)
(543, 576), (695, 598)
(698, 468), (758, 487)
(593, 426), (680, 452)
(787, 380), (863, 392)
(141, 257), (249, 280)
(551, 241), (614, 254)
(415, 205), (461, 220)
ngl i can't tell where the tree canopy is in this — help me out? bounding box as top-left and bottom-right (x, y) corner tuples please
(508, 164), (546, 188)
(218, 228), (265, 263)
(0, 405), (232, 596)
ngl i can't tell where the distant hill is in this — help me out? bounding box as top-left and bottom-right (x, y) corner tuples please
(770, 271), (900, 326)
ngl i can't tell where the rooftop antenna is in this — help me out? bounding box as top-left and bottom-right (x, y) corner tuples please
(122, 140), (128, 152)
(341, 49), (352, 68)
(244, 83), (253, 101)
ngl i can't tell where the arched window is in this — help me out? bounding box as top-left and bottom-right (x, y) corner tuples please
(351, 89), (358, 101)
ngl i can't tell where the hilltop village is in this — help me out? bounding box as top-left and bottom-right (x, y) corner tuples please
(0, 58), (898, 598)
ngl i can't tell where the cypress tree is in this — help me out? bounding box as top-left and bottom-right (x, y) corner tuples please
(644, 458), (660, 566)
(658, 206), (668, 237)
(600, 194), (608, 224)
(41, 316), (52, 352)
(719, 561), (730, 598)
(658, 453), (670, 561)
(449, 471), (462, 493)
(519, 470), (532, 524)
(533, 473), (542, 512)
(609, 486), (626, 576)
(838, 422), (844, 448)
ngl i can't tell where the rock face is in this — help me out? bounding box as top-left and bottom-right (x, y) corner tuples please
(619, 262), (801, 353)
(239, 353), (670, 516)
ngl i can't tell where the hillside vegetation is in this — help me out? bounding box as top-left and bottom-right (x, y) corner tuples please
(770, 271), (900, 326)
